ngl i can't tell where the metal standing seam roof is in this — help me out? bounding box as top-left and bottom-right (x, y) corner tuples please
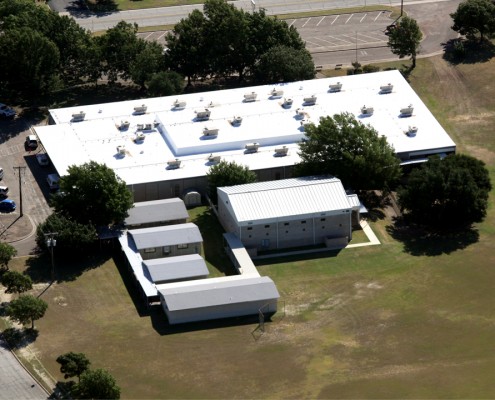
(35, 70), (456, 186)
(157, 275), (280, 311)
(143, 254), (209, 283)
(219, 176), (352, 223)
(129, 222), (203, 249)
(125, 198), (188, 226)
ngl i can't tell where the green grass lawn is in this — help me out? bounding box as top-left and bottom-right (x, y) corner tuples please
(3, 54), (495, 398)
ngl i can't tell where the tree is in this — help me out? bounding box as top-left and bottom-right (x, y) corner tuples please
(56, 352), (91, 382)
(207, 161), (257, 204)
(146, 71), (184, 97)
(130, 41), (166, 89)
(0, 271), (32, 295)
(165, 9), (209, 85)
(387, 16), (423, 68)
(398, 154), (492, 227)
(50, 161), (133, 227)
(74, 369), (121, 399)
(0, 243), (17, 271)
(253, 45), (315, 84)
(6, 295), (48, 329)
(36, 214), (97, 254)
(295, 113), (401, 191)
(450, 0), (495, 42)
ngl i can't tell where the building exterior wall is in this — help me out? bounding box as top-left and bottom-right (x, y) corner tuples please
(160, 298), (278, 325)
(238, 212), (351, 251)
(139, 242), (201, 260)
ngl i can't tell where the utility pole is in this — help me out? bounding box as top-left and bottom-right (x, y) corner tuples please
(44, 232), (58, 282)
(13, 166), (26, 217)
(401, 0), (404, 16)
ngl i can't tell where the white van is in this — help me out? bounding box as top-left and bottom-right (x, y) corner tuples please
(46, 173), (60, 191)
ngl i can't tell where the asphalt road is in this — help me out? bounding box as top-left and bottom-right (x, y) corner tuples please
(0, 335), (48, 400)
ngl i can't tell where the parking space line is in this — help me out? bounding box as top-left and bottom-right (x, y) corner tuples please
(305, 38), (326, 47)
(156, 32), (167, 41)
(331, 15), (339, 25)
(312, 37), (341, 46)
(288, 19), (296, 27)
(374, 12), (383, 22)
(316, 16), (325, 27)
(144, 32), (154, 40)
(302, 18), (311, 28)
(327, 35), (354, 45)
(345, 14), (353, 24)
(360, 14), (367, 23)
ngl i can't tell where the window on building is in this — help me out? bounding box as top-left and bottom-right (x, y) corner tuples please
(177, 244), (188, 249)
(275, 172), (281, 180)
(144, 248), (156, 253)
(321, 218), (326, 222)
(301, 220), (306, 224)
(163, 246), (171, 255)
(247, 227), (253, 231)
(265, 225), (270, 228)
(284, 222), (290, 226)
(261, 239), (270, 248)
(173, 184), (180, 197)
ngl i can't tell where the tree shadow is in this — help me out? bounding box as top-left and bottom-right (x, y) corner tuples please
(24, 250), (113, 283)
(442, 38), (495, 65)
(386, 218), (479, 256)
(1, 327), (39, 349)
(50, 381), (75, 399)
(356, 191), (389, 222)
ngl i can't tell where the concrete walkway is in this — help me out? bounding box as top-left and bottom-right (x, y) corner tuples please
(346, 220), (381, 248)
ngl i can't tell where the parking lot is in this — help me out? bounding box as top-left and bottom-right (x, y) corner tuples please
(138, 11), (394, 54)
(0, 117), (54, 253)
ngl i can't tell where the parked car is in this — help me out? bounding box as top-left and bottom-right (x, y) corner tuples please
(0, 167), (3, 180)
(36, 153), (50, 166)
(25, 135), (38, 150)
(46, 173), (60, 191)
(0, 186), (8, 198)
(0, 199), (16, 212)
(0, 103), (16, 119)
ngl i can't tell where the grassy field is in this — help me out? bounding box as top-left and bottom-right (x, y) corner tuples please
(4, 54), (495, 399)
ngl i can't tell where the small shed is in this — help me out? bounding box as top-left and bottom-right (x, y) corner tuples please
(157, 275), (279, 325)
(143, 254), (209, 284)
(125, 198), (188, 229)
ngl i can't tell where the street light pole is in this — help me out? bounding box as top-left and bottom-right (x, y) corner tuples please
(401, 0), (404, 17)
(45, 233), (58, 282)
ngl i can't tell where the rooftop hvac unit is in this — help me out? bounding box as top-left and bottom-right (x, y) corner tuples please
(244, 92), (257, 102)
(173, 99), (186, 109)
(203, 127), (219, 137)
(231, 116), (243, 126)
(406, 126), (418, 136)
(134, 132), (145, 143)
(295, 108), (306, 118)
(303, 95), (317, 105)
(119, 121), (130, 131)
(329, 82), (342, 92)
(137, 123), (144, 131)
(116, 145), (126, 156)
(72, 111), (85, 122)
(300, 119), (311, 131)
(134, 104), (147, 114)
(361, 105), (374, 115)
(195, 109), (211, 121)
(270, 88), (284, 97)
(400, 104), (414, 117)
(167, 159), (181, 169)
(245, 142), (259, 152)
(380, 83), (393, 93)
(208, 154), (221, 163)
(274, 146), (289, 156)
(144, 123), (153, 130)
(283, 97), (293, 107)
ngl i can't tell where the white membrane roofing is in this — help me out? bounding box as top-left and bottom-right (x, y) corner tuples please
(35, 70), (455, 186)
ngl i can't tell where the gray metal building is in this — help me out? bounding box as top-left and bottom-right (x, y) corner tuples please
(157, 275), (279, 325)
(125, 198), (189, 229)
(218, 176), (360, 252)
(143, 254), (209, 284)
(128, 222), (203, 260)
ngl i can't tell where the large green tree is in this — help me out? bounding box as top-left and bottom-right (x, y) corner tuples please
(146, 71), (184, 97)
(450, 0), (495, 42)
(387, 16), (423, 68)
(207, 160), (257, 204)
(6, 295), (48, 329)
(130, 41), (166, 89)
(0, 271), (32, 295)
(0, 242), (17, 271)
(36, 214), (97, 254)
(50, 161), (133, 227)
(57, 352), (91, 382)
(295, 113), (401, 191)
(75, 369), (121, 399)
(253, 45), (315, 83)
(398, 154), (492, 227)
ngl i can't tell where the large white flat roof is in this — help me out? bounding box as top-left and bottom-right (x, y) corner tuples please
(35, 70), (455, 186)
